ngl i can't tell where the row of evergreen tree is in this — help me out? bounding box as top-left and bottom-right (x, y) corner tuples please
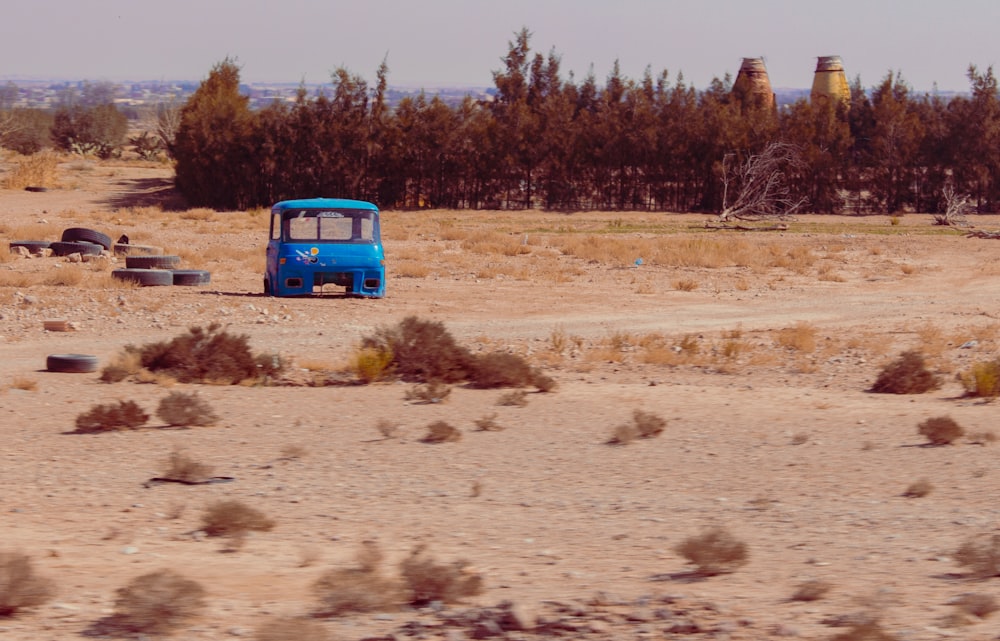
(8, 30), (1000, 214)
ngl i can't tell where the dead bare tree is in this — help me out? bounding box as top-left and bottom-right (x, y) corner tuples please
(154, 98), (183, 158)
(716, 142), (808, 227)
(934, 184), (974, 227)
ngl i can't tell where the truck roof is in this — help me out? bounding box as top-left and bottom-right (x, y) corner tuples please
(271, 198), (379, 212)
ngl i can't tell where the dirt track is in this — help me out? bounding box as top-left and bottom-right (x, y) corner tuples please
(2, 159), (1000, 640)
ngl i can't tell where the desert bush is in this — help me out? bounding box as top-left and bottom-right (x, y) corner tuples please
(404, 380), (451, 404)
(351, 345), (394, 383)
(790, 579), (831, 602)
(954, 592), (998, 618)
(313, 541), (403, 616)
(608, 409), (666, 444)
(0, 552), (55, 616)
(674, 278), (699, 291)
(420, 420), (461, 443)
(375, 419), (400, 439)
(255, 617), (332, 641)
(954, 533), (1000, 578)
(99, 351), (143, 383)
(74, 400), (149, 433)
(1, 150), (58, 189)
(363, 316), (472, 383)
(125, 323), (283, 385)
(467, 351), (539, 389)
(918, 416), (964, 446)
(674, 526), (749, 575)
(400, 545), (484, 605)
(156, 391), (219, 427)
(474, 412), (504, 431)
(200, 500), (275, 538)
(111, 569), (206, 635)
(497, 389), (528, 406)
(162, 450), (213, 483)
(830, 620), (899, 641)
(776, 321), (817, 353)
(870, 350), (940, 394)
(902, 478), (933, 497)
(958, 359), (1000, 398)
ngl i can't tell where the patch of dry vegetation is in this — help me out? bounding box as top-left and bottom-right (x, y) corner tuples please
(109, 569), (206, 635)
(1, 151), (59, 189)
(161, 450), (214, 483)
(200, 500), (275, 539)
(156, 391), (219, 426)
(313, 541), (403, 616)
(400, 544), (484, 605)
(870, 350), (940, 394)
(674, 526), (749, 576)
(0, 552), (55, 616)
(73, 400), (149, 433)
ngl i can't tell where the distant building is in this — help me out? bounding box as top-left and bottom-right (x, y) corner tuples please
(732, 57), (776, 110)
(811, 56), (850, 107)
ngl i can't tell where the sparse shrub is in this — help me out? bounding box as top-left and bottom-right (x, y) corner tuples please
(830, 620), (898, 641)
(404, 380), (451, 404)
(497, 389), (528, 406)
(954, 592), (998, 618)
(954, 533), (1000, 578)
(111, 569), (206, 635)
(0, 552), (55, 616)
(200, 500), (275, 538)
(608, 422), (638, 445)
(162, 450), (213, 483)
(918, 416), (964, 446)
(474, 412), (504, 431)
(420, 420), (461, 443)
(375, 419), (399, 439)
(958, 359), (1000, 398)
(399, 545), (484, 605)
(255, 617), (332, 641)
(790, 579), (831, 602)
(313, 541), (403, 616)
(74, 400), (149, 433)
(870, 350), (940, 394)
(363, 316), (472, 383)
(9, 377), (37, 391)
(633, 409), (666, 437)
(902, 478), (933, 498)
(125, 323), (283, 385)
(776, 321), (817, 353)
(673, 278), (699, 291)
(674, 526), (749, 575)
(467, 351), (538, 389)
(967, 430), (998, 445)
(351, 345), (394, 383)
(156, 391), (219, 427)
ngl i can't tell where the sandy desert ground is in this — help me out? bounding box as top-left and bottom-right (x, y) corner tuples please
(1, 156), (1000, 640)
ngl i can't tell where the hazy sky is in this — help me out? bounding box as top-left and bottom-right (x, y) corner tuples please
(2, 0), (998, 92)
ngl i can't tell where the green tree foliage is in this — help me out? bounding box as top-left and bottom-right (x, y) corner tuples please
(173, 57), (258, 209)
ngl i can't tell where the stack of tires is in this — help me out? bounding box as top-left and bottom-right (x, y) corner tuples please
(10, 227), (113, 257)
(112, 253), (211, 287)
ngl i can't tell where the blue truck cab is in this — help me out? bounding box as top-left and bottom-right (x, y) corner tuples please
(265, 198), (385, 298)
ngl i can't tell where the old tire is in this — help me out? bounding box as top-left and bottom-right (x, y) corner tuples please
(9, 240), (51, 253)
(125, 254), (181, 269)
(113, 243), (163, 256)
(171, 269), (211, 286)
(61, 227), (112, 250)
(50, 241), (103, 257)
(46, 354), (98, 373)
(112, 268), (173, 286)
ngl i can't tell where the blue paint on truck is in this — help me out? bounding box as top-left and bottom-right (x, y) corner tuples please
(264, 198), (385, 298)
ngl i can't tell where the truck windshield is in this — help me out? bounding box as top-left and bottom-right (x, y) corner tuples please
(285, 210), (375, 242)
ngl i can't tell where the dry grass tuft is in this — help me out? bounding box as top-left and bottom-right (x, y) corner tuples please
(400, 544), (484, 605)
(404, 380), (452, 404)
(9, 377), (37, 392)
(958, 359), (1000, 398)
(200, 500), (275, 539)
(255, 617), (332, 641)
(870, 350), (940, 394)
(790, 579), (832, 602)
(313, 541), (403, 616)
(162, 450), (214, 483)
(918, 416), (964, 446)
(110, 569), (206, 635)
(902, 478), (933, 498)
(776, 321), (817, 353)
(954, 593), (998, 619)
(2, 151), (59, 189)
(830, 620), (899, 641)
(674, 526), (749, 576)
(473, 412), (504, 431)
(420, 420), (462, 443)
(73, 400), (149, 433)
(673, 277), (699, 291)
(608, 409), (666, 444)
(954, 534), (1000, 578)
(350, 346), (394, 383)
(0, 552), (55, 616)
(156, 391), (219, 427)
(497, 389), (528, 406)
